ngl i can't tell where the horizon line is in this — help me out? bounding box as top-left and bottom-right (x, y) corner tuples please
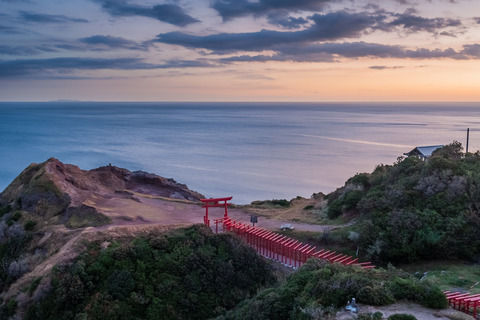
(1, 100), (480, 104)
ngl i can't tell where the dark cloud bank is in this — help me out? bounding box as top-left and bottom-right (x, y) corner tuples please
(19, 11), (88, 23)
(93, 0), (198, 26)
(0, 0), (478, 79)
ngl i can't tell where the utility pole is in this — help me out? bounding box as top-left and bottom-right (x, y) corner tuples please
(466, 128), (470, 154)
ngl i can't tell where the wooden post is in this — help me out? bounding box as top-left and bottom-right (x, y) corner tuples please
(466, 128), (470, 154)
(205, 206), (209, 226)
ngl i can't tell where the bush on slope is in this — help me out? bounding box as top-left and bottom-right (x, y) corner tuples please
(26, 225), (275, 320)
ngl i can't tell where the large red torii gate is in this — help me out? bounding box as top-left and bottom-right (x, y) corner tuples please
(200, 196), (232, 227)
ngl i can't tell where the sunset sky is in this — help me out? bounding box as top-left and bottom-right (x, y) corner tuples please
(1, 0), (480, 101)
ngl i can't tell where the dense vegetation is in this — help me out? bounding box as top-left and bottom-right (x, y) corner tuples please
(219, 259), (446, 320)
(326, 142), (480, 264)
(0, 206), (34, 292)
(25, 225), (275, 320)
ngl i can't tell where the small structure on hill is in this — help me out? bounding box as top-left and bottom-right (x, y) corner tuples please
(404, 145), (443, 161)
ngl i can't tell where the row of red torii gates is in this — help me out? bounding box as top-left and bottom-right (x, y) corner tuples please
(201, 197), (479, 318)
(200, 197), (374, 270)
(444, 291), (480, 319)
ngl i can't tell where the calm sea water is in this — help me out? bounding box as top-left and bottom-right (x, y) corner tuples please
(0, 102), (479, 204)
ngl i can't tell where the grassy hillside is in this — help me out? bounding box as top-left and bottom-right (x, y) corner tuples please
(325, 142), (480, 264)
(22, 225), (275, 320)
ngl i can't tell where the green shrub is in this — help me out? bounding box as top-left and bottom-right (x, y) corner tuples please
(388, 278), (419, 301)
(343, 190), (364, 210)
(24, 220), (37, 231)
(415, 281), (448, 309)
(357, 285), (395, 306)
(0, 205), (12, 217)
(327, 199), (343, 219)
(388, 277), (447, 309)
(0, 298), (17, 318)
(348, 173), (370, 188)
(303, 205), (314, 210)
(106, 270), (135, 300)
(388, 314), (417, 320)
(28, 277), (42, 296)
(8, 211), (22, 223)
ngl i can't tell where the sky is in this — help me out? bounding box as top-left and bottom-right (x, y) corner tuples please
(1, 0), (480, 101)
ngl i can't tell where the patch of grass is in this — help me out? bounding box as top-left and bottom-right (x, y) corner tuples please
(303, 205), (314, 210)
(28, 277), (42, 296)
(66, 206), (111, 229)
(250, 199), (290, 208)
(401, 261), (480, 294)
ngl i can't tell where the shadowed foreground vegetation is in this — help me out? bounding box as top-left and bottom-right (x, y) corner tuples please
(24, 225), (275, 320)
(1, 224), (450, 320)
(218, 259), (447, 320)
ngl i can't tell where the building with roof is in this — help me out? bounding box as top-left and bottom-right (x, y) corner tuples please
(404, 145), (444, 160)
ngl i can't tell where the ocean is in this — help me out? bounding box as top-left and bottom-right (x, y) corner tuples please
(0, 102), (479, 204)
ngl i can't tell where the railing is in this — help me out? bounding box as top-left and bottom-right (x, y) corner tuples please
(215, 217), (375, 270)
(444, 291), (480, 319)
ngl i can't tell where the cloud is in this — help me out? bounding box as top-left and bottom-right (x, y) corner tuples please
(156, 11), (384, 52)
(156, 9), (461, 53)
(388, 12), (461, 33)
(369, 65), (404, 70)
(19, 11), (88, 23)
(211, 0), (329, 20)
(220, 41), (480, 63)
(0, 36), (150, 56)
(462, 44), (480, 56)
(0, 57), (215, 78)
(266, 11), (309, 29)
(79, 35), (148, 50)
(0, 24), (23, 34)
(93, 0), (199, 26)
(0, 45), (45, 55)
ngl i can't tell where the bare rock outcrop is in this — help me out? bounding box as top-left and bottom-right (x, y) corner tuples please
(0, 158), (205, 228)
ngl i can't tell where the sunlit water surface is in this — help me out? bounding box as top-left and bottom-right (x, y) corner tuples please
(1, 102), (479, 204)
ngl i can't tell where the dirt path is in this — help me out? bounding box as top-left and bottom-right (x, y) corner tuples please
(90, 192), (339, 233)
(337, 303), (475, 320)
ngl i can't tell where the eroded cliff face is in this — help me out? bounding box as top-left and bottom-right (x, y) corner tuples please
(0, 158), (204, 227)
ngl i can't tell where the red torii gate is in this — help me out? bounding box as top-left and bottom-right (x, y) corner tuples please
(200, 196), (232, 228)
(200, 197), (376, 270)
